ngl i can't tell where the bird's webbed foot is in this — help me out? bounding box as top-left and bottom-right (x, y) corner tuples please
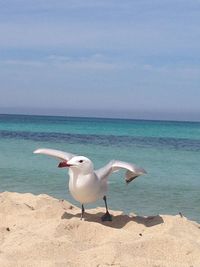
(101, 211), (112, 222)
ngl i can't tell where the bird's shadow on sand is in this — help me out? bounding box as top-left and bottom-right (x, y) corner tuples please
(61, 211), (164, 229)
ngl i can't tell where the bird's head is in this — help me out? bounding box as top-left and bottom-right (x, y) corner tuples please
(58, 156), (94, 174)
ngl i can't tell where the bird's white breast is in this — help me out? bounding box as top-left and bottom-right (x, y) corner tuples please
(68, 170), (107, 204)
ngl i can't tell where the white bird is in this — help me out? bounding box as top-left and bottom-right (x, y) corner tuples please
(33, 148), (147, 221)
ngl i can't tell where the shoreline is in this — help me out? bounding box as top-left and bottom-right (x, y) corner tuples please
(0, 191), (200, 266)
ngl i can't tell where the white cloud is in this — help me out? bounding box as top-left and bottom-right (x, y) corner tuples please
(48, 53), (118, 70)
(0, 53), (118, 71)
(2, 59), (44, 67)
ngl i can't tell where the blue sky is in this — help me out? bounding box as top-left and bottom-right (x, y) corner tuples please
(0, 0), (200, 120)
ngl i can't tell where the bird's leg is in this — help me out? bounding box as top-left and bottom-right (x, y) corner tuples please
(80, 204), (85, 220)
(101, 196), (112, 221)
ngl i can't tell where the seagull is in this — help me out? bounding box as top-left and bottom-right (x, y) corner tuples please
(33, 148), (146, 221)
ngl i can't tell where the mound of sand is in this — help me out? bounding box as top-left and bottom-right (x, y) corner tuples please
(0, 192), (200, 267)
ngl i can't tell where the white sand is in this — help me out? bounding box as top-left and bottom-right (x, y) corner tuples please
(0, 191), (200, 267)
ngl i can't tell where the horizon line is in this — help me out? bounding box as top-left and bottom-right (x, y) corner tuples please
(0, 112), (200, 124)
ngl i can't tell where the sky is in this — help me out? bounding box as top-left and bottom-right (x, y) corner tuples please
(0, 0), (200, 121)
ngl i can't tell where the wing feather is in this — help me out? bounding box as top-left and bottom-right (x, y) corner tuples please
(33, 148), (76, 161)
(95, 160), (146, 183)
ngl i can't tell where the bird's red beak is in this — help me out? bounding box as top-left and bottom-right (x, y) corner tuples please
(58, 161), (71, 168)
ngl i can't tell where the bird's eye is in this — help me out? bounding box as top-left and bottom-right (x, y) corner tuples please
(79, 160), (84, 163)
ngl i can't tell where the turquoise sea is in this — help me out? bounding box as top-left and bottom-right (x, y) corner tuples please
(0, 114), (200, 222)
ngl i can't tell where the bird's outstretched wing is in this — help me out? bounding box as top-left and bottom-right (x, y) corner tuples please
(33, 148), (76, 161)
(95, 160), (147, 183)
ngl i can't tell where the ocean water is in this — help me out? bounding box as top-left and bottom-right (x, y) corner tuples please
(0, 114), (200, 222)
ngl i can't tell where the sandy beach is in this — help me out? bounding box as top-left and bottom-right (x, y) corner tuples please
(0, 191), (200, 267)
